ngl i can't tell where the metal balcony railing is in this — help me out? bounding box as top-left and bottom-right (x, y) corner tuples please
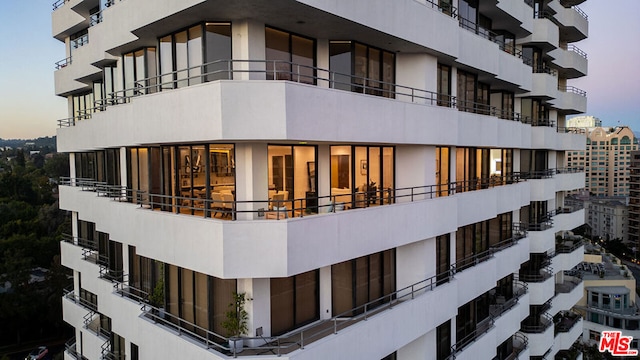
(554, 311), (581, 334)
(90, 11), (104, 27)
(489, 280), (528, 318)
(494, 332), (529, 360)
(564, 44), (588, 59)
(573, 5), (588, 20)
(55, 56), (72, 70)
(59, 174), (526, 222)
(457, 17), (525, 61)
(532, 65), (558, 77)
(64, 290), (98, 312)
(519, 266), (554, 283)
(62, 233), (98, 250)
(558, 85), (587, 97)
(71, 35), (89, 49)
(450, 227), (527, 274)
(450, 316), (495, 357)
(553, 274), (582, 294)
(141, 268), (454, 357)
(520, 312), (553, 333)
(55, 59), (527, 127)
(52, 0), (68, 10)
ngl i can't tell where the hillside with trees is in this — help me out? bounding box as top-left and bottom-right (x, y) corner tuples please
(0, 146), (72, 348)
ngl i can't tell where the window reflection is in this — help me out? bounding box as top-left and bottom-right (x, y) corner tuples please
(329, 41), (395, 98)
(159, 23), (231, 89)
(265, 28), (315, 84)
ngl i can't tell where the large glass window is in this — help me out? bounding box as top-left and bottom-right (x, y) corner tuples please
(122, 48), (157, 96)
(159, 23), (231, 89)
(267, 145), (317, 215)
(436, 234), (451, 285)
(329, 41), (395, 98)
(331, 249), (396, 316)
(128, 144), (235, 217)
(330, 146), (394, 208)
(457, 70), (476, 113)
(72, 93), (93, 120)
(436, 147), (450, 197)
(163, 263), (236, 336)
(437, 64), (452, 106)
(75, 149), (120, 185)
(266, 27), (315, 84)
(270, 270), (319, 335)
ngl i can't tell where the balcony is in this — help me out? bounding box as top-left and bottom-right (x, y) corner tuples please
(549, 2), (589, 42)
(551, 237), (585, 272)
(555, 166), (585, 192)
(521, 14), (559, 51)
(520, 313), (555, 356)
(449, 317), (495, 360)
(528, 68), (559, 100)
(550, 273), (583, 314)
(138, 269), (456, 358)
(554, 312), (583, 351)
(519, 267), (555, 305)
(52, 0), (87, 41)
(549, 45), (588, 79)
(493, 332), (529, 360)
(553, 86), (587, 114)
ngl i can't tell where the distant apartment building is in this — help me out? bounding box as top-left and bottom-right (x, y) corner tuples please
(566, 115), (601, 128)
(567, 126), (639, 197)
(629, 151), (640, 249)
(584, 197), (628, 242)
(574, 243), (639, 357)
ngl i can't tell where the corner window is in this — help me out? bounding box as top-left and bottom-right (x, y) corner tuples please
(266, 27), (315, 84)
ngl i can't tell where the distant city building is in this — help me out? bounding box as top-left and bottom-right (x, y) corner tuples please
(584, 197), (629, 242)
(573, 243), (639, 354)
(567, 126), (639, 197)
(629, 151), (640, 250)
(567, 115), (601, 128)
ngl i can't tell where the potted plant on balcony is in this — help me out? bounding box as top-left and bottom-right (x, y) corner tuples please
(149, 278), (165, 319)
(221, 292), (248, 353)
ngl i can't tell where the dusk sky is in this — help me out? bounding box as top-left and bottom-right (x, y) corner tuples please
(0, 0), (639, 139)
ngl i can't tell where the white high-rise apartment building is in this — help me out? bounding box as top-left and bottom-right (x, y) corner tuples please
(53, 0), (589, 359)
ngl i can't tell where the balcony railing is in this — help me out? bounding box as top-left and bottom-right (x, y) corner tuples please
(458, 17), (525, 61)
(59, 174), (526, 222)
(489, 280), (528, 318)
(522, 116), (556, 127)
(573, 5), (588, 20)
(52, 0), (69, 10)
(140, 268), (454, 357)
(64, 290), (98, 312)
(493, 332), (529, 360)
(55, 56), (72, 70)
(562, 44), (588, 59)
(450, 316), (495, 357)
(554, 311), (581, 334)
(90, 11), (104, 27)
(558, 85), (587, 97)
(556, 166), (584, 174)
(450, 226), (528, 273)
(553, 273), (582, 294)
(519, 266), (554, 283)
(55, 59), (530, 127)
(523, 215), (553, 232)
(520, 312), (553, 333)
(533, 65), (558, 77)
(71, 34), (89, 49)
(65, 337), (89, 360)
